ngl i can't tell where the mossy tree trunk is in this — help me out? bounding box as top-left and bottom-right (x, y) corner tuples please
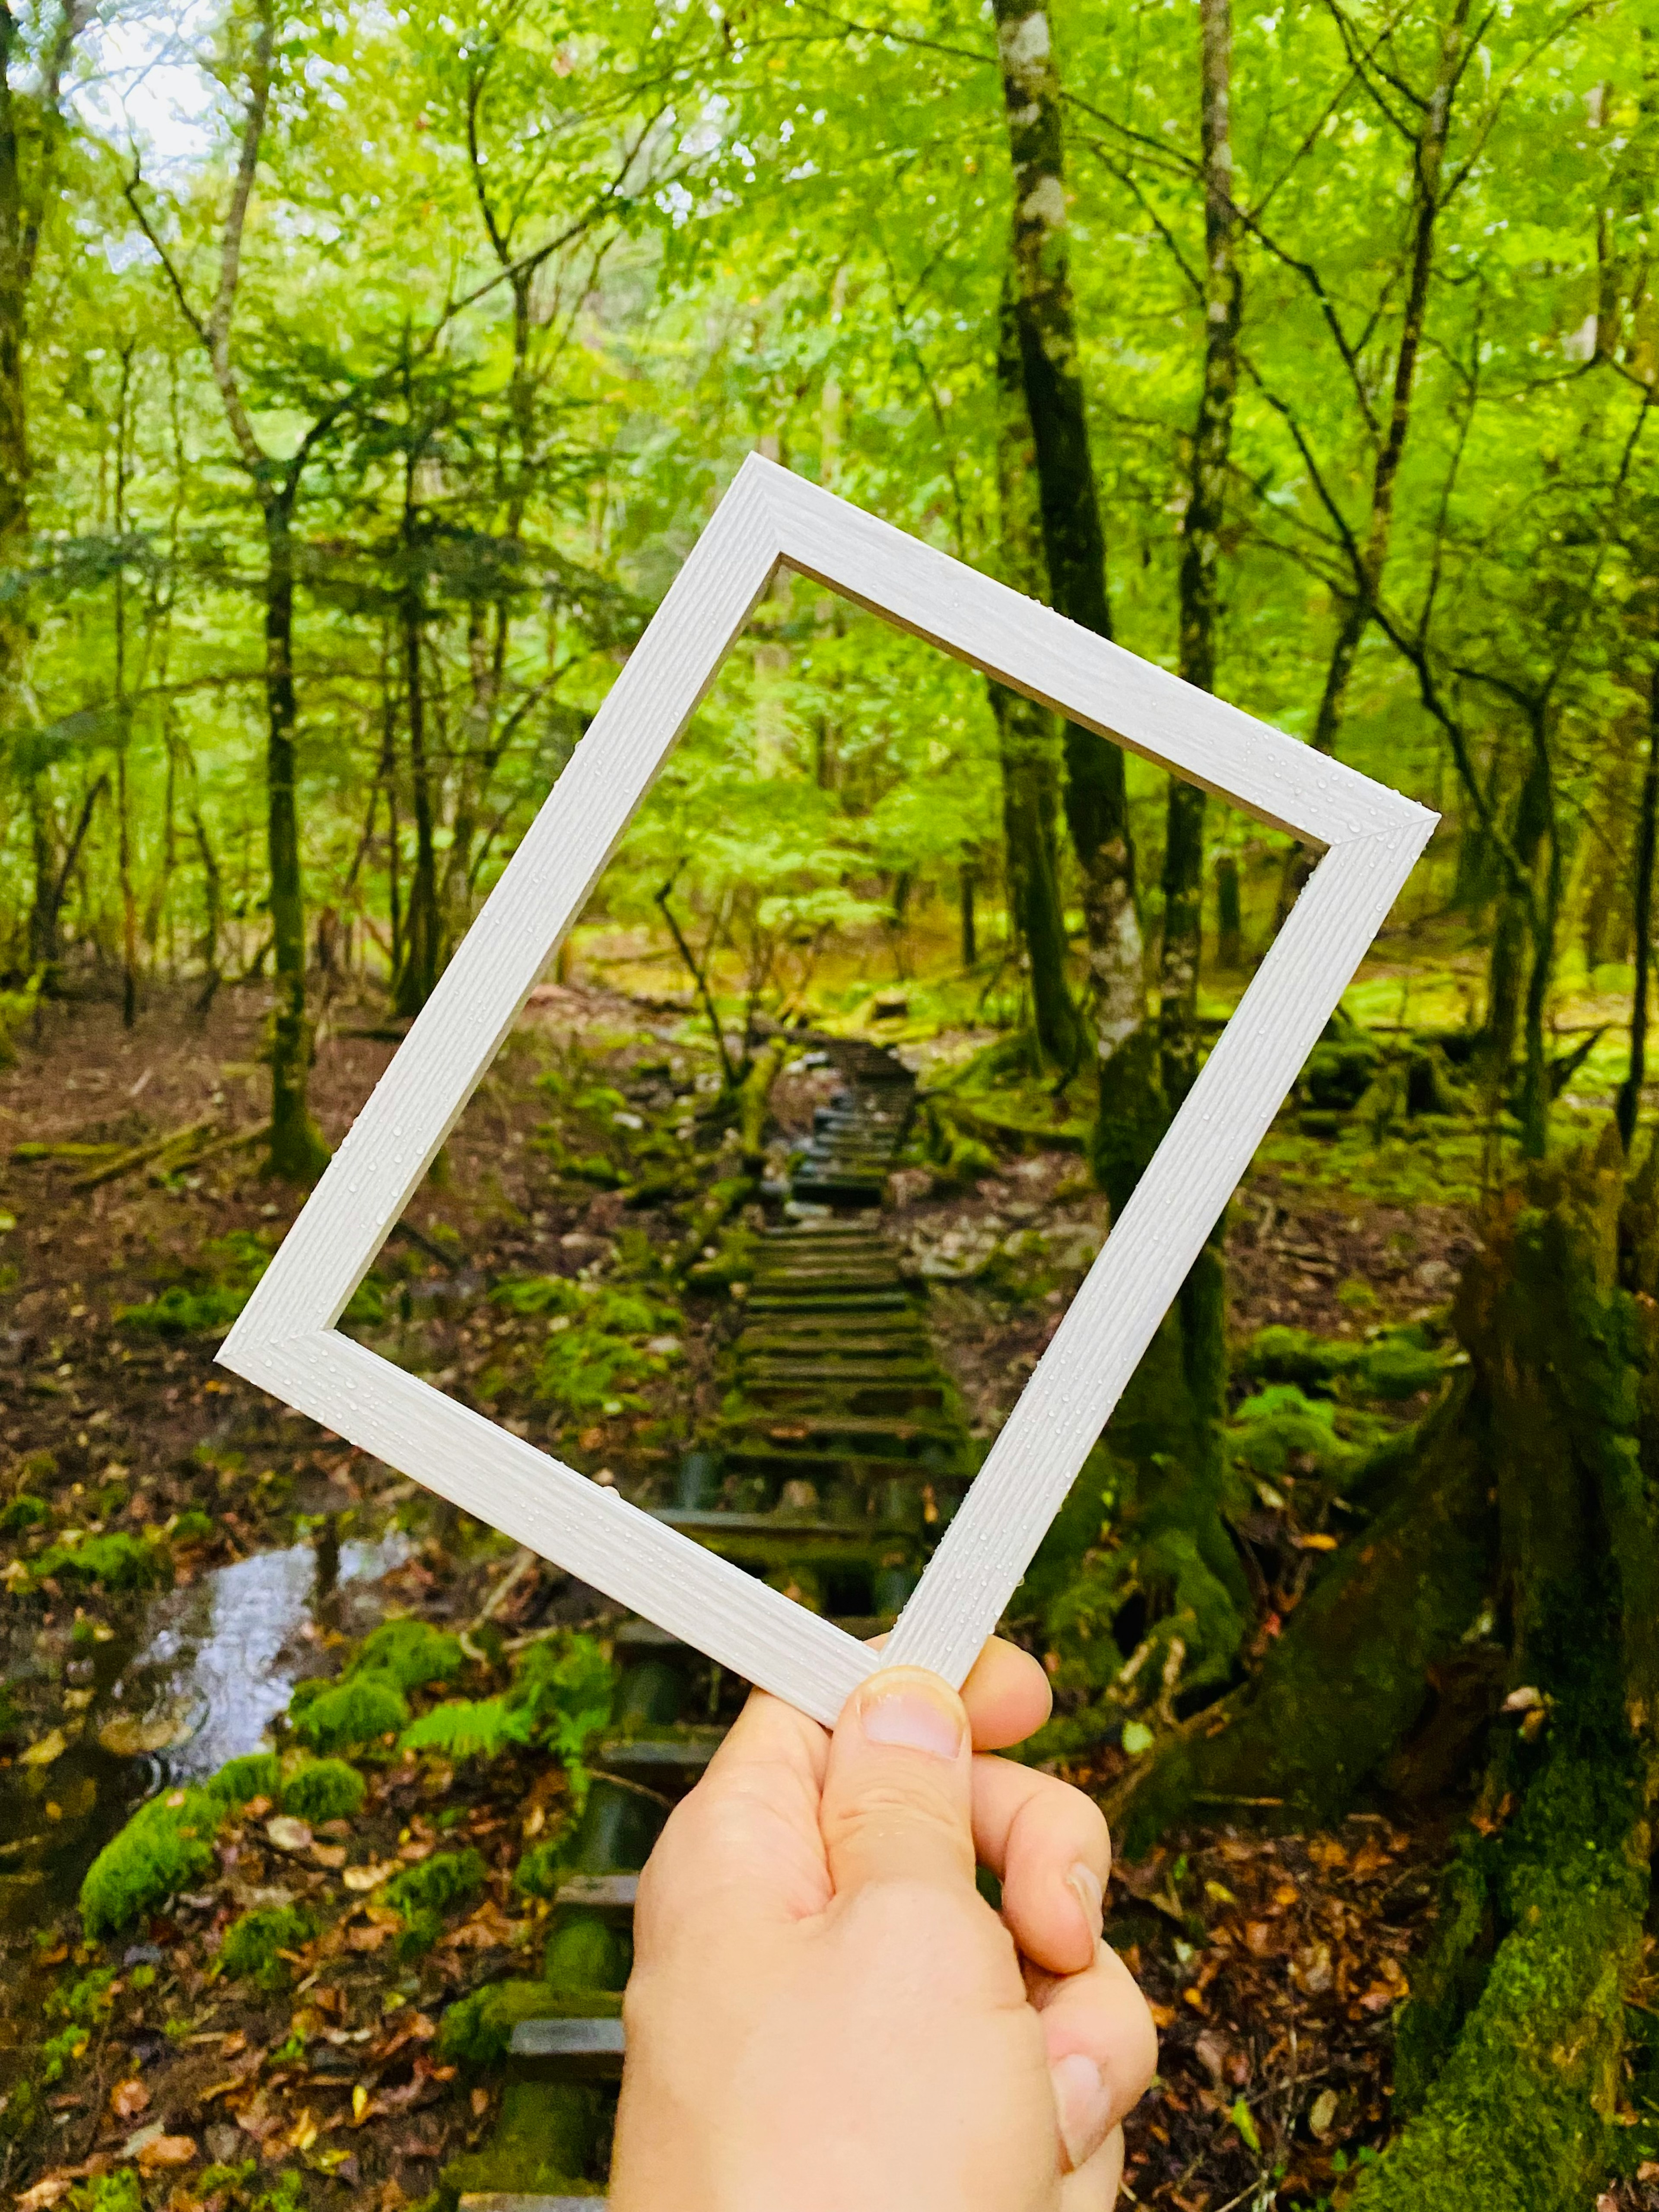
(1107, 1130), (1659, 2211)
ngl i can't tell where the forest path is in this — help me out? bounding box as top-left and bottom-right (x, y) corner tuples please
(452, 1044), (978, 2208)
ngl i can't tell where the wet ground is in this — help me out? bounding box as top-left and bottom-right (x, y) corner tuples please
(0, 1529), (413, 1933)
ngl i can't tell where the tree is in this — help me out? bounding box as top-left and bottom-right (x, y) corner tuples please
(127, 0), (350, 1180)
(991, 0), (1151, 1151)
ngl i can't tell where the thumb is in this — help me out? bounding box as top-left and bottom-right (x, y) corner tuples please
(820, 1665), (976, 1900)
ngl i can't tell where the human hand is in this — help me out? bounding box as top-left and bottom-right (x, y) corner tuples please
(609, 1640), (1158, 2212)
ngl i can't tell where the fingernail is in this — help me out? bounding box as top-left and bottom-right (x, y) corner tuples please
(856, 1673), (966, 1761)
(1051, 2050), (1112, 2172)
(1067, 1860), (1104, 1941)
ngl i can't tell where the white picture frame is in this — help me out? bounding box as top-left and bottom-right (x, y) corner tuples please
(218, 454), (1436, 1728)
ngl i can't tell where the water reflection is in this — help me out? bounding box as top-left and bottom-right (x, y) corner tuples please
(0, 1527), (412, 1929)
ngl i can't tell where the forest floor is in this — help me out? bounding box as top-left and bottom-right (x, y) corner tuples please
(0, 975), (1636, 2212)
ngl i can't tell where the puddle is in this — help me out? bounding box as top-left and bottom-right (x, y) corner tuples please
(0, 1528), (413, 1931)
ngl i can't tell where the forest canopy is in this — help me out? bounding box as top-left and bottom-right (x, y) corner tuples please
(2, 0), (1651, 1175)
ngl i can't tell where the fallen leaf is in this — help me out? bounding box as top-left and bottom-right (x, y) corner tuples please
(123, 2123), (166, 2158)
(265, 1816), (312, 1853)
(1308, 2088), (1338, 2141)
(15, 2176), (74, 2210)
(286, 2110), (320, 2152)
(138, 2137), (199, 2173)
(342, 1862), (394, 1893)
(21, 1729), (66, 1768)
(1147, 2002), (1176, 2029)
(1291, 1941), (1335, 1996)
(109, 2079), (150, 2121)
(98, 1708), (188, 1758)
(311, 1844), (347, 1870)
(351, 2085), (370, 2126)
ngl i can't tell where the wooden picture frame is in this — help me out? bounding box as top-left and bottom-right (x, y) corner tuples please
(217, 455), (1437, 1726)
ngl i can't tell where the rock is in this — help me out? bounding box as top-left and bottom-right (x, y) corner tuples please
(264, 1815), (313, 1853)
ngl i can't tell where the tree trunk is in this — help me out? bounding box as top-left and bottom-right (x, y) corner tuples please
(990, 277), (1084, 1071)
(394, 585), (440, 1017)
(1161, 0), (1240, 1107)
(263, 495), (329, 1182)
(991, 0), (1147, 1117)
(1214, 853), (1241, 969)
(958, 863), (976, 970)
(1618, 661), (1659, 1150)
(1106, 1131), (1659, 2211)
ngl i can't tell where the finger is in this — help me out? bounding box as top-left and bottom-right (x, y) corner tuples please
(959, 1637), (1052, 1749)
(638, 1686), (833, 1943)
(1058, 2124), (1125, 2212)
(970, 1754), (1112, 1976)
(1037, 1942), (1160, 2172)
(820, 1665), (976, 1899)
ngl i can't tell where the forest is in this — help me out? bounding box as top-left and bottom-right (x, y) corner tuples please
(0, 0), (1657, 2207)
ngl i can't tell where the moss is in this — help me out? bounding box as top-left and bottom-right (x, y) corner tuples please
(384, 1847), (485, 1955)
(0, 1494), (50, 1534)
(437, 1979), (620, 2070)
(219, 1903), (317, 1991)
(31, 1531), (169, 1590)
(1349, 1754), (1645, 2212)
(206, 1752), (281, 1807)
(170, 1507), (215, 1543)
(73, 2171), (143, 2212)
(438, 2080), (607, 2209)
(347, 1618), (465, 1693)
(288, 1675), (409, 1753)
(1106, 1377), (1495, 1854)
(79, 1786), (222, 1936)
(280, 1757), (365, 1824)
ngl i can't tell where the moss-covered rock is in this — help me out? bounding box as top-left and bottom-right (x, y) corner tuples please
(288, 1675), (409, 1753)
(79, 1786), (221, 1936)
(280, 1756), (365, 1824)
(347, 1618), (465, 1693)
(205, 1753), (281, 1807)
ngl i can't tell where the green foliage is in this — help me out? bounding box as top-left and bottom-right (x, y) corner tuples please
(400, 1632), (614, 1796)
(0, 1494), (50, 1533)
(347, 1618), (465, 1692)
(171, 1507), (215, 1542)
(118, 1233), (384, 1339)
(287, 1675), (410, 1753)
(490, 1274), (683, 1417)
(79, 1786), (222, 1935)
(280, 1757), (366, 1824)
(383, 1848), (485, 1956)
(219, 1904), (318, 1991)
(29, 1531), (168, 1589)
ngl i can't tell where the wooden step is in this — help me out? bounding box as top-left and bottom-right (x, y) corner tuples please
(459, 2195), (607, 2210)
(508, 2016), (626, 2082)
(551, 1873), (639, 1921)
(653, 1507), (916, 1563)
(591, 1733), (722, 1796)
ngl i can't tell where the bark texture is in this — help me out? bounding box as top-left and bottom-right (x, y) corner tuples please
(1108, 1132), (1659, 2210)
(992, 0), (1146, 1098)
(991, 282), (1084, 1070)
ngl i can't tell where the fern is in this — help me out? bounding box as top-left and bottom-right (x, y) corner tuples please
(397, 1631), (614, 1798)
